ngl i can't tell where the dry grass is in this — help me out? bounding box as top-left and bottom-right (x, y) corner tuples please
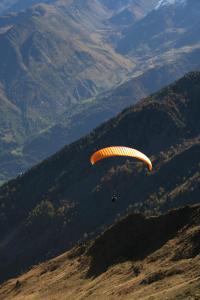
(0, 221), (200, 300)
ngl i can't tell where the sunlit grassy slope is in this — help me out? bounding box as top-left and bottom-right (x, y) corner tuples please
(0, 204), (200, 300)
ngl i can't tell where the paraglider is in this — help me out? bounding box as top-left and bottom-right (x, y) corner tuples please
(111, 195), (118, 203)
(90, 146), (152, 202)
(90, 146), (152, 171)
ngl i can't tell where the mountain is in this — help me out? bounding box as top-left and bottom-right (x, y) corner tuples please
(0, 0), (159, 185)
(0, 71), (199, 283)
(0, 0), (158, 17)
(117, 0), (200, 55)
(22, 50), (200, 162)
(155, 0), (187, 10)
(23, 45), (200, 158)
(0, 0), (55, 15)
(1, 0), (200, 184)
(0, 0), (133, 184)
(0, 203), (200, 299)
(102, 0), (158, 28)
(100, 0), (158, 11)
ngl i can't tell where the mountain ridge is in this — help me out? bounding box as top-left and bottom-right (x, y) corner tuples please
(0, 203), (200, 299)
(0, 71), (199, 283)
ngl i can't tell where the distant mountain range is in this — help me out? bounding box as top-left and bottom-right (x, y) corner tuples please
(156, 0), (187, 10)
(0, 0), (133, 184)
(116, 0), (200, 55)
(22, 49), (200, 163)
(0, 0), (200, 184)
(0, 71), (199, 283)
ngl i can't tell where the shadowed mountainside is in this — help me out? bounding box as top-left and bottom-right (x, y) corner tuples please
(0, 71), (199, 283)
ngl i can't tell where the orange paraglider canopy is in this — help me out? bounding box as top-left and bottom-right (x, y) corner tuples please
(90, 146), (152, 171)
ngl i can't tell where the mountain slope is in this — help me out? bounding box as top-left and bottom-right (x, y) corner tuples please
(102, 0), (158, 27)
(21, 47), (200, 162)
(117, 0), (200, 55)
(0, 0), (133, 183)
(1, 0), (200, 184)
(1, 42), (200, 184)
(0, 0), (161, 185)
(0, 203), (200, 299)
(0, 71), (199, 283)
(0, 0), (55, 15)
(155, 0), (187, 10)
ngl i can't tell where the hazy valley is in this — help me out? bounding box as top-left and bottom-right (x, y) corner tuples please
(0, 0), (200, 183)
